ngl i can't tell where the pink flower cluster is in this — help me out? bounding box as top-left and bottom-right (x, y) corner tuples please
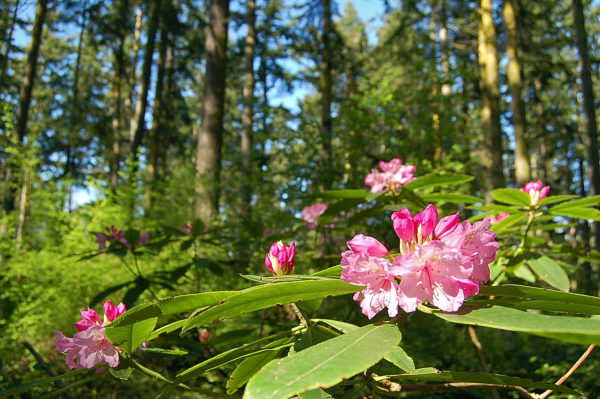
(265, 241), (296, 276)
(365, 158), (416, 193)
(54, 301), (126, 370)
(340, 205), (499, 318)
(180, 221), (194, 235)
(520, 180), (550, 206)
(301, 203), (328, 230)
(96, 226), (149, 250)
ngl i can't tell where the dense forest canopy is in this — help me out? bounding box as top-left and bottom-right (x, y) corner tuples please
(1, 0), (600, 397)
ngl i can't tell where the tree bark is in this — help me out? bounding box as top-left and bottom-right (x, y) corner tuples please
(0, 0), (20, 95)
(321, 0), (333, 190)
(503, 0), (530, 185)
(478, 0), (504, 193)
(194, 0), (230, 223)
(126, 5), (143, 129)
(241, 0), (256, 215)
(573, 0), (600, 252)
(129, 1), (160, 162)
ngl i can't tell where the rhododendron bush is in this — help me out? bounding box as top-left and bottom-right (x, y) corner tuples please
(5, 168), (600, 399)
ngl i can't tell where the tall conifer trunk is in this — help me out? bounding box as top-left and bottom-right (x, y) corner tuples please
(478, 0), (504, 194)
(241, 0), (256, 215)
(195, 0), (230, 223)
(503, 0), (530, 185)
(0, 0), (20, 94)
(321, 0), (333, 190)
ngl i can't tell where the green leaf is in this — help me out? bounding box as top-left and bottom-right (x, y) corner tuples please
(311, 266), (342, 278)
(0, 368), (90, 398)
(147, 320), (186, 340)
(468, 204), (521, 213)
(182, 280), (361, 332)
(296, 389), (333, 398)
(491, 188), (531, 206)
(244, 324), (402, 399)
(550, 195), (600, 210)
(314, 319), (360, 334)
(430, 305), (600, 345)
(403, 173), (473, 190)
(109, 365), (133, 380)
(383, 346), (415, 372)
(320, 189), (367, 199)
(383, 369), (580, 395)
(550, 207), (600, 220)
(105, 317), (157, 354)
(124, 229), (140, 245)
(538, 195), (579, 206)
(420, 193), (481, 204)
(480, 284), (600, 305)
(490, 213), (525, 233)
(227, 337), (292, 394)
(157, 334), (294, 398)
(527, 256), (570, 292)
(513, 264), (535, 283)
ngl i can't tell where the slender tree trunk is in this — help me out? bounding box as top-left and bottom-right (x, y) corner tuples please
(194, 0), (230, 223)
(126, 5), (143, 127)
(573, 0), (600, 253)
(321, 0), (333, 190)
(14, 170), (28, 249)
(3, 0), (47, 215)
(129, 1), (160, 162)
(146, 14), (168, 209)
(478, 0), (504, 193)
(503, 0), (530, 185)
(241, 0), (256, 215)
(0, 0), (19, 94)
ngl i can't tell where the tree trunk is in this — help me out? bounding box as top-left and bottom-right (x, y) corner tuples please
(129, 1), (160, 161)
(241, 0), (256, 215)
(573, 0), (600, 253)
(503, 0), (530, 185)
(126, 5), (143, 128)
(321, 0), (333, 190)
(0, 0), (20, 95)
(194, 0), (230, 223)
(478, 0), (504, 193)
(3, 0), (47, 214)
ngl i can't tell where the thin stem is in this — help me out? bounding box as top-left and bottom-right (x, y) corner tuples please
(467, 326), (500, 399)
(517, 208), (536, 252)
(133, 251), (143, 277)
(537, 344), (595, 399)
(118, 256), (137, 278)
(290, 302), (308, 327)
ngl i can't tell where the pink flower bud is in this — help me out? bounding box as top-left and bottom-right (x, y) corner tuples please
(199, 329), (211, 344)
(434, 212), (460, 239)
(520, 180), (550, 206)
(414, 204), (438, 238)
(265, 241), (295, 276)
(391, 207), (415, 242)
(347, 234), (389, 257)
(103, 300), (127, 324)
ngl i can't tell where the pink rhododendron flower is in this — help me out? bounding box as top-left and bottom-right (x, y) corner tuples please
(340, 247), (400, 319)
(301, 203), (328, 229)
(199, 329), (211, 344)
(95, 226), (125, 250)
(265, 241), (296, 276)
(365, 158), (416, 193)
(55, 300), (127, 370)
(181, 221), (194, 235)
(340, 204), (498, 318)
(520, 180), (550, 206)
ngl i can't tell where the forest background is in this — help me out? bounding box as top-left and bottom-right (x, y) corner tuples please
(1, 0), (600, 397)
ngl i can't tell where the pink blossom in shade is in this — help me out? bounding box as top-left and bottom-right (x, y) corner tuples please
(72, 325), (120, 369)
(391, 241), (480, 313)
(199, 329), (211, 344)
(520, 180), (550, 206)
(265, 241), (296, 276)
(347, 234), (390, 257)
(95, 233), (107, 250)
(365, 168), (387, 193)
(340, 250), (400, 319)
(181, 221), (194, 235)
(54, 331), (79, 369)
(301, 203), (328, 229)
(492, 212), (510, 224)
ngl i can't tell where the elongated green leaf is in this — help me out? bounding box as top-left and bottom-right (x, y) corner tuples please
(311, 266), (342, 278)
(403, 173), (473, 190)
(0, 368), (90, 398)
(383, 369), (579, 395)
(490, 213), (525, 233)
(527, 256), (570, 292)
(550, 195), (600, 210)
(430, 305), (600, 344)
(227, 337), (292, 394)
(383, 346), (415, 372)
(244, 324), (402, 399)
(468, 298), (600, 315)
(468, 204), (521, 214)
(320, 189), (367, 199)
(147, 320), (185, 340)
(157, 333), (294, 398)
(513, 264), (535, 283)
(538, 195), (579, 206)
(296, 389), (333, 398)
(109, 291), (236, 328)
(491, 188), (531, 206)
(105, 317), (157, 354)
(314, 319), (360, 333)
(479, 284), (600, 306)
(421, 193), (481, 204)
(183, 280), (361, 332)
(550, 207), (600, 220)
